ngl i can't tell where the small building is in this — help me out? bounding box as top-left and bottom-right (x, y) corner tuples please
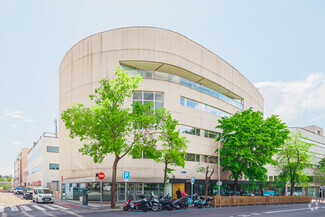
(13, 148), (30, 187)
(27, 132), (60, 192)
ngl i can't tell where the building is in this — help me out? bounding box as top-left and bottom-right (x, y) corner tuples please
(59, 27), (263, 201)
(13, 148), (30, 187)
(265, 125), (325, 198)
(27, 132), (60, 191)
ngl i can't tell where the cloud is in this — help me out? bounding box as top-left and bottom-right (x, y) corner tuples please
(12, 141), (21, 145)
(3, 109), (35, 125)
(254, 72), (325, 125)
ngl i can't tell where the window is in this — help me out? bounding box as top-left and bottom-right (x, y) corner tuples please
(186, 153), (216, 163)
(180, 97), (231, 117)
(186, 154), (195, 162)
(28, 164), (42, 175)
(180, 125), (220, 139)
(28, 147), (43, 163)
(47, 146), (59, 153)
(133, 91), (164, 110)
(49, 164), (59, 170)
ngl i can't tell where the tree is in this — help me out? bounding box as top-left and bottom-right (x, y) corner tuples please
(277, 131), (313, 196)
(196, 156), (216, 199)
(216, 108), (289, 195)
(61, 66), (165, 208)
(154, 113), (188, 194)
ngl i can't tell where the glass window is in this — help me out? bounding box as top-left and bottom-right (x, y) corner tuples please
(47, 146), (59, 153)
(180, 125), (195, 135)
(155, 92), (163, 101)
(49, 164), (59, 170)
(180, 97), (185, 105)
(144, 92), (154, 100)
(155, 102), (164, 110)
(195, 155), (200, 162)
(186, 154), (195, 161)
(208, 131), (218, 139)
(186, 99), (197, 108)
(133, 92), (142, 100)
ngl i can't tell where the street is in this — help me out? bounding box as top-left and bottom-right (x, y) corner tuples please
(0, 192), (324, 217)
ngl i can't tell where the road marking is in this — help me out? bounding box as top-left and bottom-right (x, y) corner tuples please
(51, 204), (69, 210)
(42, 205), (57, 210)
(10, 206), (19, 211)
(21, 205), (33, 211)
(251, 213), (262, 216)
(238, 215), (251, 217)
(263, 208), (310, 214)
(32, 205), (46, 211)
(0, 206), (4, 212)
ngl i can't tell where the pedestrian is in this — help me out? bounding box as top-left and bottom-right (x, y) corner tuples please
(176, 188), (182, 199)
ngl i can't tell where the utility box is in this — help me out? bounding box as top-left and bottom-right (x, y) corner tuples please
(82, 188), (88, 206)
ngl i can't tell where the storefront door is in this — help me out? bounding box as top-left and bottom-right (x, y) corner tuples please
(172, 183), (185, 199)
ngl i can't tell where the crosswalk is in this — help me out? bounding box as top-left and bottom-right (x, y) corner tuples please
(0, 204), (69, 213)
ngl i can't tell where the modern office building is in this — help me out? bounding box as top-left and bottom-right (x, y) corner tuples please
(59, 27), (264, 201)
(265, 125), (325, 198)
(13, 148), (30, 187)
(27, 132), (60, 191)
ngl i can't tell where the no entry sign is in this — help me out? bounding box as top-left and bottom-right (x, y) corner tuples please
(98, 172), (105, 180)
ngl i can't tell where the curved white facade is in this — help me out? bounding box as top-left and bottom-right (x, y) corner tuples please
(59, 27), (264, 200)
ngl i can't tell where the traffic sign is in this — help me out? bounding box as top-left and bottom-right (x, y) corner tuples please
(191, 177), (195, 184)
(98, 172), (105, 180)
(124, 171), (130, 180)
(217, 181), (222, 186)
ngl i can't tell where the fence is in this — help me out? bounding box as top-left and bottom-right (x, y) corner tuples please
(213, 196), (312, 207)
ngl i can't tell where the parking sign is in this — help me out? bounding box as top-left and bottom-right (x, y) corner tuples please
(191, 177), (195, 184)
(124, 171), (130, 180)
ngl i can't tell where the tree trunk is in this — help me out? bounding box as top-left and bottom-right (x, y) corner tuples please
(233, 178), (238, 196)
(111, 155), (119, 209)
(205, 166), (209, 199)
(163, 157), (168, 195)
(290, 180), (295, 196)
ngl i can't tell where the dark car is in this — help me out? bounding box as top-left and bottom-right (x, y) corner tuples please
(23, 187), (34, 200)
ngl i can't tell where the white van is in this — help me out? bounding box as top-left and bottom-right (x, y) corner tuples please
(32, 188), (54, 203)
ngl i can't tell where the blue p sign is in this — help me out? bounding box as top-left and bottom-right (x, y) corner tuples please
(191, 177), (195, 184)
(124, 171), (130, 180)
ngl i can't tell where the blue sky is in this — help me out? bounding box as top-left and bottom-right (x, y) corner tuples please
(1, 0), (325, 176)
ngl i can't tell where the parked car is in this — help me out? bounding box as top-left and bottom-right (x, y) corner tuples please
(23, 187), (34, 200)
(15, 187), (23, 195)
(32, 188), (54, 203)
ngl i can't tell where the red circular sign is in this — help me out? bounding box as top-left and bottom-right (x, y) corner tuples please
(98, 172), (105, 180)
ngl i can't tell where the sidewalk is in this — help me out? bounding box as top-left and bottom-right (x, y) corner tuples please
(61, 198), (124, 210)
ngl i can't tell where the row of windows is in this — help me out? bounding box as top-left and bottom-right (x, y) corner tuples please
(180, 97), (231, 118)
(180, 125), (221, 139)
(28, 164), (42, 175)
(49, 163), (59, 170)
(186, 153), (218, 164)
(133, 91), (164, 110)
(123, 65), (243, 109)
(28, 147), (43, 163)
(47, 146), (59, 153)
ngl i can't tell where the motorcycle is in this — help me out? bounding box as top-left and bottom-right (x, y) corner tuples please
(148, 192), (161, 211)
(197, 196), (213, 208)
(159, 193), (174, 210)
(123, 194), (149, 212)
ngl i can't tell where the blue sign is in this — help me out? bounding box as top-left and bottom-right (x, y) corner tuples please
(191, 177), (195, 184)
(181, 171), (187, 174)
(124, 171), (130, 180)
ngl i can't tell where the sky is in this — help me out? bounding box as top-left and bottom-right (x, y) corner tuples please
(1, 0), (325, 176)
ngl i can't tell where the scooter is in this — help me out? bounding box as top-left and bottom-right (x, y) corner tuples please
(123, 194), (149, 212)
(197, 196), (213, 208)
(159, 194), (174, 210)
(148, 192), (161, 211)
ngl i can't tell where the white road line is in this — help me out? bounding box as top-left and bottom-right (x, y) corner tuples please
(251, 213), (262, 216)
(10, 206), (19, 211)
(263, 208), (310, 214)
(21, 205), (33, 211)
(50, 204), (68, 210)
(41, 205), (57, 210)
(238, 215), (251, 217)
(0, 206), (4, 212)
(32, 205), (45, 211)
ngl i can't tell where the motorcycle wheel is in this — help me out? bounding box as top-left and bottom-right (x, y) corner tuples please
(142, 204), (149, 212)
(182, 202), (188, 209)
(167, 205), (173, 210)
(151, 204), (159, 212)
(123, 206), (129, 211)
(175, 204), (181, 210)
(197, 203), (203, 209)
(206, 203), (211, 208)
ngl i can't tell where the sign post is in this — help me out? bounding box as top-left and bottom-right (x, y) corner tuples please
(98, 172), (105, 209)
(124, 171), (130, 202)
(191, 177), (195, 198)
(61, 176), (63, 203)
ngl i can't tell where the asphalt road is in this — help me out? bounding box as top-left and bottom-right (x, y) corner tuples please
(0, 192), (324, 217)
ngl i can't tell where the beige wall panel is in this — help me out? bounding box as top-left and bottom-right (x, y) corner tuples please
(154, 29), (181, 56)
(180, 36), (202, 67)
(70, 84), (92, 106)
(90, 33), (103, 54)
(102, 30), (123, 51)
(201, 48), (218, 73)
(71, 58), (92, 89)
(60, 65), (72, 97)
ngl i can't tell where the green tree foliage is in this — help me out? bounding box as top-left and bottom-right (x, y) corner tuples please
(216, 108), (289, 195)
(152, 112), (188, 194)
(277, 131), (313, 196)
(61, 66), (165, 208)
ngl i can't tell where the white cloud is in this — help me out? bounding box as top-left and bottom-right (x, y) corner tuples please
(254, 72), (325, 125)
(10, 124), (16, 128)
(24, 119), (34, 123)
(3, 109), (35, 125)
(12, 141), (21, 145)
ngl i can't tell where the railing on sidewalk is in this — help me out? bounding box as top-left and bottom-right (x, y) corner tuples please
(213, 196), (312, 207)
